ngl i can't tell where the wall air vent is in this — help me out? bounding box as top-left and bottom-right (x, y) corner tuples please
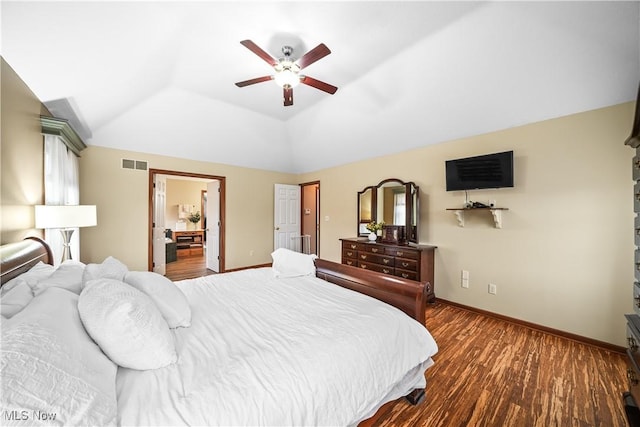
(121, 159), (148, 171)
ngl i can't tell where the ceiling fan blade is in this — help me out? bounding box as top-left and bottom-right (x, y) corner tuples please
(235, 75), (274, 87)
(296, 43), (331, 70)
(300, 76), (338, 95)
(283, 87), (293, 106)
(240, 40), (278, 67)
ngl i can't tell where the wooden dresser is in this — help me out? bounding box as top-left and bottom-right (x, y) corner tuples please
(340, 238), (436, 302)
(172, 230), (204, 257)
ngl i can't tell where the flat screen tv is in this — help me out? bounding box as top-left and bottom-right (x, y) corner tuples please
(445, 151), (514, 191)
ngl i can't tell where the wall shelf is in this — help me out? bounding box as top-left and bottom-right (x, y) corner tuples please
(446, 207), (509, 228)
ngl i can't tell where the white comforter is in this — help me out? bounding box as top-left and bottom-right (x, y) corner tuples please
(116, 268), (438, 426)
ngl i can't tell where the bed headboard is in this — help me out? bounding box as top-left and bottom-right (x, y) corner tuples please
(0, 237), (53, 286)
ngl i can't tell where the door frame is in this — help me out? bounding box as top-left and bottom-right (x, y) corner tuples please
(148, 168), (226, 273)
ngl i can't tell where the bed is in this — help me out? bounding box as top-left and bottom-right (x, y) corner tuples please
(0, 238), (438, 426)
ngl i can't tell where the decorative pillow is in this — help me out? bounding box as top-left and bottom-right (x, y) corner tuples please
(271, 247), (318, 278)
(1, 261), (55, 295)
(31, 260), (85, 296)
(1, 287), (118, 426)
(78, 278), (177, 370)
(0, 281), (34, 318)
(124, 271), (191, 328)
(82, 256), (129, 289)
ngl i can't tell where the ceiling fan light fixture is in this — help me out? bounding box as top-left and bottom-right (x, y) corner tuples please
(236, 40), (337, 106)
(274, 60), (301, 88)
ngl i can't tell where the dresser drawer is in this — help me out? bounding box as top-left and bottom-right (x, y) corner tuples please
(357, 261), (394, 275)
(635, 181), (640, 213)
(357, 251), (394, 266)
(636, 215), (640, 247)
(343, 258), (357, 267)
(635, 282), (640, 316)
(395, 268), (418, 281)
(342, 248), (358, 260)
(342, 241), (360, 251)
(634, 155), (640, 181)
(385, 247), (418, 260)
(395, 257), (417, 271)
(362, 244), (385, 255)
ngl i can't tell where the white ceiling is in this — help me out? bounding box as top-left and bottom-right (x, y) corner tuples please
(2, 1), (639, 174)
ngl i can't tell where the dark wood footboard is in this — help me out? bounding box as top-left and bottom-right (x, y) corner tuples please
(0, 237), (53, 286)
(315, 258), (429, 326)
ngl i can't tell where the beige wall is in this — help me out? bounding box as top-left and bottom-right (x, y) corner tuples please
(78, 146), (296, 271)
(0, 59), (47, 244)
(299, 102), (635, 346)
(165, 179), (207, 230)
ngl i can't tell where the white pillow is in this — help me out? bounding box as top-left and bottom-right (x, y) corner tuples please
(31, 260), (85, 296)
(1, 261), (55, 295)
(1, 287), (118, 426)
(0, 281), (34, 318)
(82, 256), (128, 289)
(124, 271), (191, 328)
(78, 278), (177, 370)
(271, 247), (318, 278)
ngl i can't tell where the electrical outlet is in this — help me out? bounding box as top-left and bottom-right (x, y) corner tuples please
(461, 270), (469, 288)
(488, 283), (497, 294)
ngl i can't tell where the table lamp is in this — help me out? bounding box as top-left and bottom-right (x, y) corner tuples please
(35, 205), (97, 262)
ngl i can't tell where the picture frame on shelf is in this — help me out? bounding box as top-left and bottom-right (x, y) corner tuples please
(381, 225), (405, 245)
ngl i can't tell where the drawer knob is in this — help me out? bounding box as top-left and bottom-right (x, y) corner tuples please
(350, 244), (357, 249)
(629, 337), (638, 351)
(402, 262), (410, 267)
(361, 264), (368, 269)
(383, 268), (391, 274)
(371, 248), (379, 253)
(635, 295), (640, 308)
(628, 368), (639, 386)
(346, 260), (353, 266)
(360, 254), (367, 259)
(397, 251), (404, 256)
(401, 273), (409, 278)
(346, 251), (353, 256)
(383, 259), (390, 264)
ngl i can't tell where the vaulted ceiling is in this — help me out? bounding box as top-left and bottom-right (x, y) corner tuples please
(2, 1), (639, 173)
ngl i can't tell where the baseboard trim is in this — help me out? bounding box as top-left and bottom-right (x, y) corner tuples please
(224, 263), (271, 273)
(436, 298), (625, 355)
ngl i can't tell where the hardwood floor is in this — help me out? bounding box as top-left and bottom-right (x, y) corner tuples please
(374, 302), (628, 427)
(165, 253), (215, 281)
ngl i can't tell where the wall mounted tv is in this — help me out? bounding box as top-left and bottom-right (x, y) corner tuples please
(445, 151), (514, 191)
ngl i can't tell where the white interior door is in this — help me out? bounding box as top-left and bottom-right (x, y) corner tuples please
(153, 175), (167, 274)
(274, 184), (301, 251)
(206, 180), (220, 272)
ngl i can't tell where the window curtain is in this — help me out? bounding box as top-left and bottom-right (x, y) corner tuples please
(44, 134), (80, 265)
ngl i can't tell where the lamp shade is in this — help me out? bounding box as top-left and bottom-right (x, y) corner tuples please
(35, 205), (97, 229)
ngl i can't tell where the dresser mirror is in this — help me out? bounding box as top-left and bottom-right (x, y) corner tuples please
(357, 178), (419, 244)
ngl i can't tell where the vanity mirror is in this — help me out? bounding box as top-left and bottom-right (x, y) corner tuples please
(357, 178), (419, 244)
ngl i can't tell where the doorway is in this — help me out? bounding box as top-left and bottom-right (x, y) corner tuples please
(300, 181), (320, 255)
(148, 169), (226, 278)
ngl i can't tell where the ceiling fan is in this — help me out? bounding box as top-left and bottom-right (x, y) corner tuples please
(235, 40), (338, 107)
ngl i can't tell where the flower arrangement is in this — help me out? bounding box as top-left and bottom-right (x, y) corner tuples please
(188, 211), (201, 224)
(365, 221), (384, 233)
